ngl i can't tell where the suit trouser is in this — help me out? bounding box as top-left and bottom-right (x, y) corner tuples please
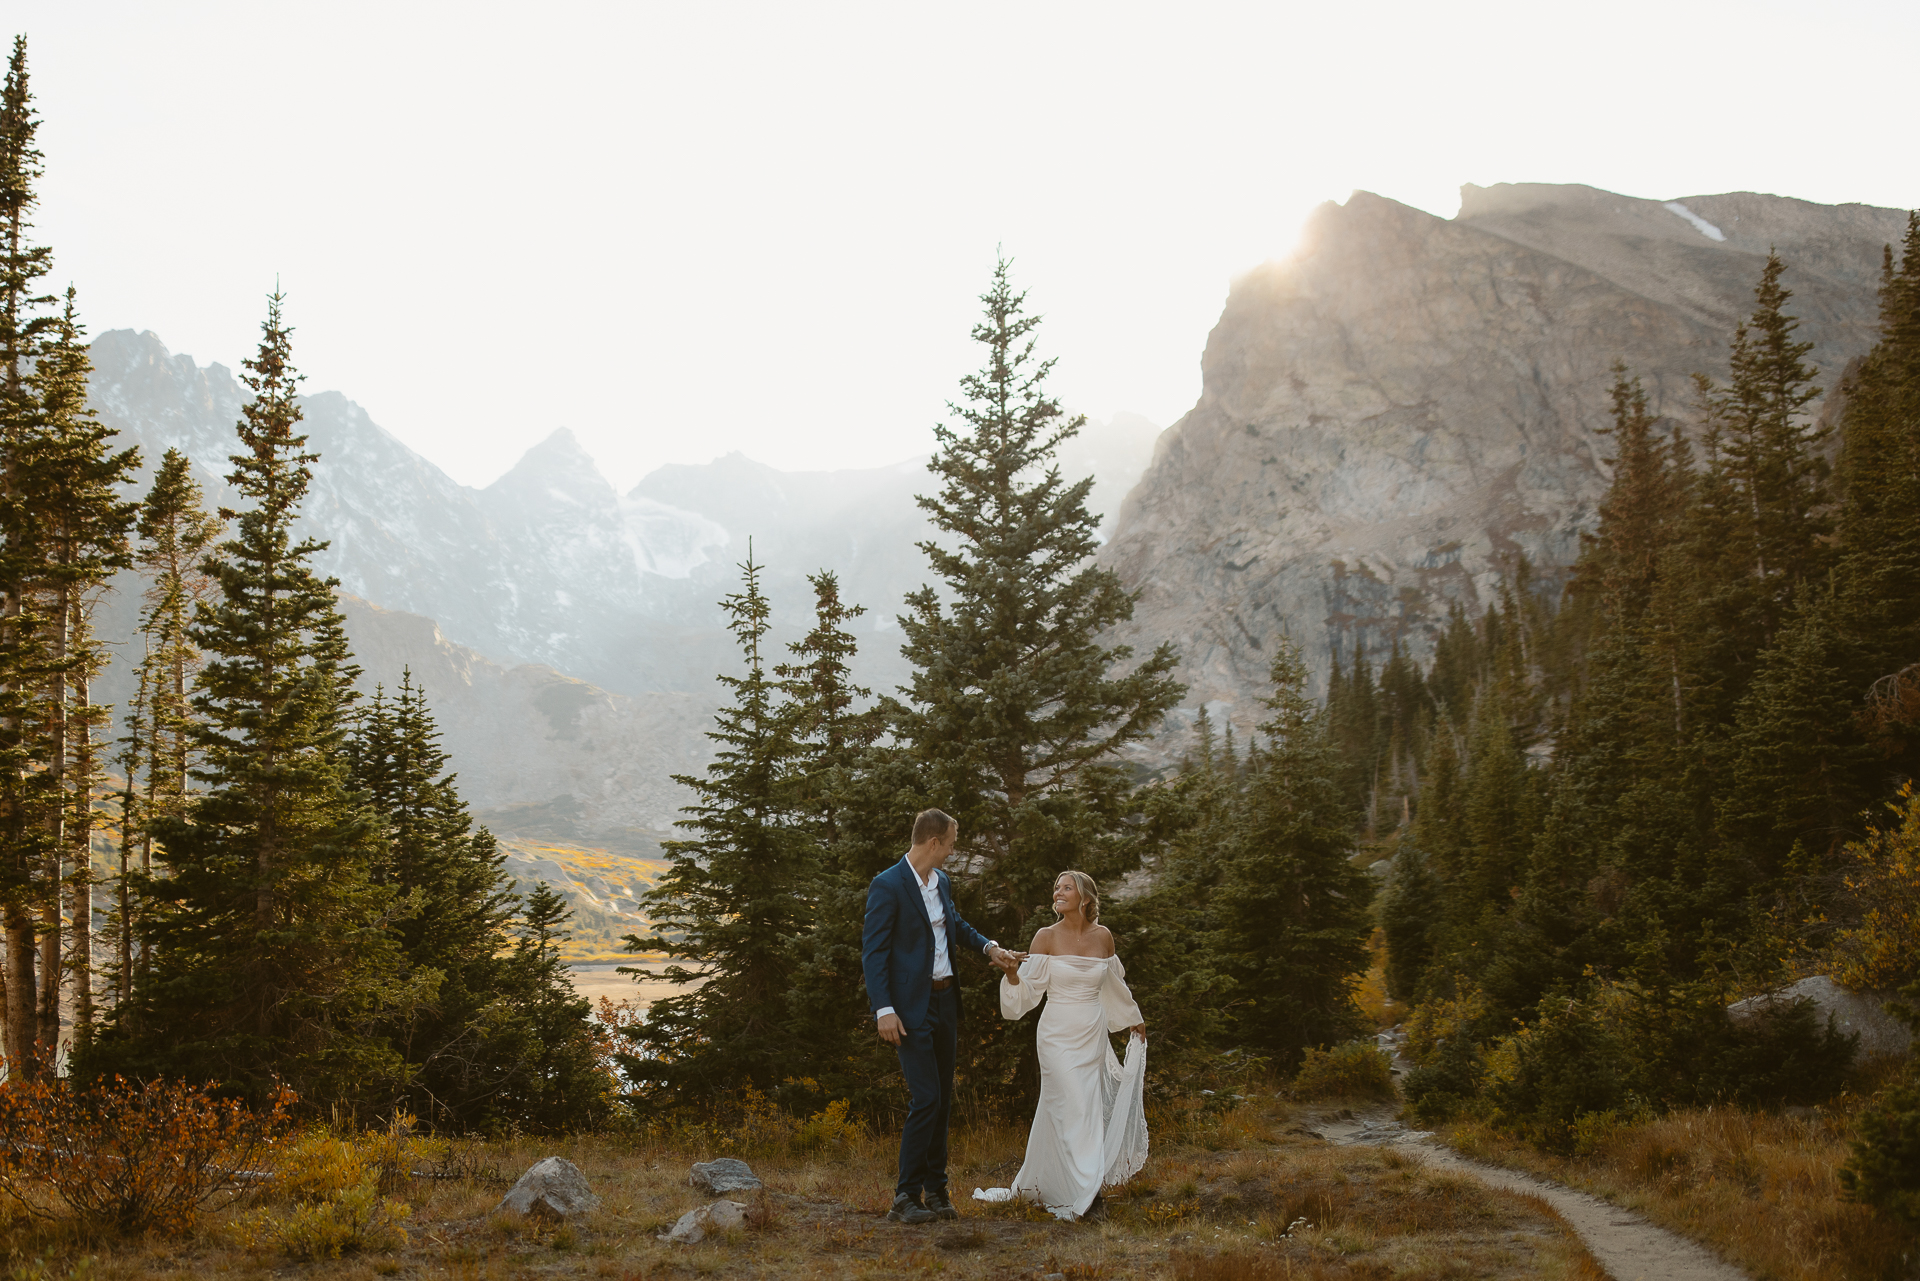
(895, 985), (958, 1198)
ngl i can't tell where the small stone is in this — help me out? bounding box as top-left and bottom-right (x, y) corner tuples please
(663, 1199), (749, 1244)
(495, 1156), (601, 1219)
(689, 1157), (763, 1195)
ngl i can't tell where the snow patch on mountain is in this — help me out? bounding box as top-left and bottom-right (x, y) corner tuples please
(1663, 200), (1727, 242)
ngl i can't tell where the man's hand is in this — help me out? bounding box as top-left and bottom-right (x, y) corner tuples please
(876, 1012), (905, 1046)
(1130, 1023), (1147, 1042)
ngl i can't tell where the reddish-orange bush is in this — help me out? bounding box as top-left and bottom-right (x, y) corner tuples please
(0, 1072), (294, 1234)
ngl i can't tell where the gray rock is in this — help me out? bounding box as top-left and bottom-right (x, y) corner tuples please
(689, 1157), (763, 1195)
(663, 1198), (748, 1244)
(1727, 975), (1912, 1059)
(495, 1156), (601, 1219)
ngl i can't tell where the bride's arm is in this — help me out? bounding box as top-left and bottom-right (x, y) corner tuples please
(1101, 950), (1147, 1038)
(1000, 953), (1049, 1020)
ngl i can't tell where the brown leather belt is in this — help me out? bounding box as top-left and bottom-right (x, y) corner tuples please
(930, 977), (953, 992)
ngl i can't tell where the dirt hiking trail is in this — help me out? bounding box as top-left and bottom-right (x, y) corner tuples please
(1314, 1110), (1749, 1281)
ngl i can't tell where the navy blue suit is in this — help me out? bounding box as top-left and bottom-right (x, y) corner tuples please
(862, 857), (992, 1200)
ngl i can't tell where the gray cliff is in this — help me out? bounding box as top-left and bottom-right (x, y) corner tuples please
(1098, 183), (1907, 740)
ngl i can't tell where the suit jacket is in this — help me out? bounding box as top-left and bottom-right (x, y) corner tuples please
(862, 856), (992, 1030)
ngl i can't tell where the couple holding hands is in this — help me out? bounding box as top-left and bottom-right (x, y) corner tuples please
(861, 809), (1149, 1224)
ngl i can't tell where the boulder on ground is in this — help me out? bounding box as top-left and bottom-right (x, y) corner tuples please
(1726, 975), (1912, 1059)
(664, 1198), (748, 1244)
(495, 1156), (601, 1219)
(690, 1157), (763, 1195)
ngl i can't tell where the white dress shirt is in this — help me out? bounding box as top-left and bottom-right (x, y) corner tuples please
(875, 855), (995, 1021)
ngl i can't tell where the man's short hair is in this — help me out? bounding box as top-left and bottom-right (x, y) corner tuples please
(912, 809), (956, 846)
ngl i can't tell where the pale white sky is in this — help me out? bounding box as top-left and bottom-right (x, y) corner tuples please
(9, 0), (1918, 490)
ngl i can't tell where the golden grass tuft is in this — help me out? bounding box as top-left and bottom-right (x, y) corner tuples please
(1447, 1103), (1920, 1281)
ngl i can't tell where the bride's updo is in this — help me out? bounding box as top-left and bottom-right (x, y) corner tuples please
(1057, 870), (1100, 924)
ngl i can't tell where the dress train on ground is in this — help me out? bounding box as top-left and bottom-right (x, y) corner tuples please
(971, 953), (1149, 1220)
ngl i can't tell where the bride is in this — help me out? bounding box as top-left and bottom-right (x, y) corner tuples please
(990, 870), (1148, 1220)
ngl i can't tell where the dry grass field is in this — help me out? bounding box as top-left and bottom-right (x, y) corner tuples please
(1444, 1100), (1920, 1281)
(0, 1096), (1608, 1281)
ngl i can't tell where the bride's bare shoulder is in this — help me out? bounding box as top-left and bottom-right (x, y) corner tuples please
(1095, 924), (1116, 958)
(1029, 926), (1055, 955)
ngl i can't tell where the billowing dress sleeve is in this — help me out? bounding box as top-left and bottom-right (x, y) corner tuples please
(1100, 956), (1144, 1033)
(1001, 955), (1050, 1019)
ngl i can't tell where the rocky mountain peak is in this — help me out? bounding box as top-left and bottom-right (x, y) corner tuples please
(1103, 183), (1905, 747)
(485, 427), (617, 510)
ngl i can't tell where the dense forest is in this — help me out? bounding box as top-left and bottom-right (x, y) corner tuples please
(6, 19), (1920, 1238)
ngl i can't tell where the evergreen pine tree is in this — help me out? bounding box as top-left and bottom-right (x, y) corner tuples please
(1723, 593), (1870, 881)
(1578, 365), (1683, 624)
(1211, 639), (1372, 1061)
(1099, 711), (1237, 1066)
(1836, 213), (1920, 762)
(347, 673), (604, 1130)
(0, 32), (57, 1077)
(893, 256), (1183, 1088)
(86, 293), (422, 1107)
(622, 549), (815, 1105)
(775, 571), (876, 847)
(1697, 252), (1831, 643)
(769, 571), (897, 1105)
(24, 291), (138, 1051)
(500, 881), (608, 1129)
(113, 449), (222, 999)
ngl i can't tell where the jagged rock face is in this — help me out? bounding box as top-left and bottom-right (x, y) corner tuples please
(1100, 184), (1906, 736)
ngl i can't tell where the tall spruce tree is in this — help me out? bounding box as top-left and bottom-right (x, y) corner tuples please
(347, 673), (604, 1130)
(0, 33), (57, 1077)
(894, 256), (1182, 1094)
(1837, 214), (1920, 755)
(1098, 708), (1237, 1066)
(25, 289), (137, 1053)
(1695, 252), (1830, 645)
(114, 449), (222, 999)
(502, 881), (609, 1130)
(621, 549), (815, 1105)
(768, 571), (895, 1104)
(1212, 639), (1373, 1060)
(85, 293), (423, 1107)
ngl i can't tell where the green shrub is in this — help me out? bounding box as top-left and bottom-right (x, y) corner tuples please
(791, 1097), (861, 1154)
(231, 1178), (412, 1259)
(1843, 1072), (1920, 1223)
(1291, 1040), (1394, 1101)
(1402, 1033), (1485, 1124)
(1486, 1003), (1627, 1152)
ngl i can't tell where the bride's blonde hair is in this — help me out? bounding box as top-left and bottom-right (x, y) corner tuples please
(1055, 870), (1100, 924)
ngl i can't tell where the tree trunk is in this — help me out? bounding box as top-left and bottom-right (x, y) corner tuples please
(116, 778), (132, 1004)
(69, 631), (93, 1048)
(38, 583), (67, 1064)
(4, 907), (34, 1076)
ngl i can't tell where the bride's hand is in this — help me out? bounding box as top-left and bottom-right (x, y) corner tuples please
(1131, 1023), (1146, 1042)
(989, 946), (1026, 983)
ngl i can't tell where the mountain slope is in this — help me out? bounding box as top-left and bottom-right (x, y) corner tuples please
(1100, 184), (1905, 739)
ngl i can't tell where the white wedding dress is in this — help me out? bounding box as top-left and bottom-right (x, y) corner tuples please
(974, 953), (1149, 1219)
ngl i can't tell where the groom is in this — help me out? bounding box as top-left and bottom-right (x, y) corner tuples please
(863, 808), (1023, 1224)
